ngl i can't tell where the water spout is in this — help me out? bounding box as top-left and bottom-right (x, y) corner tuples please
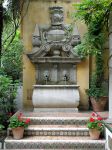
(45, 75), (49, 85)
(63, 74), (68, 85)
(44, 71), (49, 85)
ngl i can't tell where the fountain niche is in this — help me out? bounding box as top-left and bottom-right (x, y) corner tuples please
(27, 6), (81, 111)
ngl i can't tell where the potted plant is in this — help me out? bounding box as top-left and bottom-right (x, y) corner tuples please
(87, 112), (104, 140)
(86, 75), (108, 112)
(8, 112), (30, 139)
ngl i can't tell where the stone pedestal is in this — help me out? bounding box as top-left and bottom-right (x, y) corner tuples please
(32, 85), (80, 111)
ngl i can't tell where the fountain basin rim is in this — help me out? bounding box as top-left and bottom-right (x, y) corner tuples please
(33, 85), (80, 88)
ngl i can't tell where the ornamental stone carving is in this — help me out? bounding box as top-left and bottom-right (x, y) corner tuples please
(27, 6), (81, 59)
(27, 6), (82, 111)
(49, 6), (64, 25)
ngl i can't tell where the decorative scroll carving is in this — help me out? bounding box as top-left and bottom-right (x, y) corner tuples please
(27, 6), (81, 60)
(62, 44), (72, 52)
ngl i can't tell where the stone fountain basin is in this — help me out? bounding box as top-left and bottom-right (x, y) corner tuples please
(32, 85), (80, 110)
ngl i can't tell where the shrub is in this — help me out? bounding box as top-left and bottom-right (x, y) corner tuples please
(0, 75), (18, 128)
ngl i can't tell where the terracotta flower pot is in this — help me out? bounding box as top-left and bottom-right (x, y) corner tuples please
(90, 96), (108, 112)
(89, 128), (100, 140)
(12, 127), (24, 140)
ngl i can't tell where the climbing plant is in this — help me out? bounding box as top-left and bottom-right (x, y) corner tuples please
(73, 0), (112, 99)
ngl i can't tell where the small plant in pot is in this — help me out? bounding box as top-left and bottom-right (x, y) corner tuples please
(87, 112), (104, 140)
(8, 112), (30, 139)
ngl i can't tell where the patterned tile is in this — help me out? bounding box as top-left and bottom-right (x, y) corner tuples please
(5, 137), (106, 149)
(8, 125), (89, 137)
(5, 111), (107, 149)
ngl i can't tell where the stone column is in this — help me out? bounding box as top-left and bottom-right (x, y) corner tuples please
(109, 12), (112, 118)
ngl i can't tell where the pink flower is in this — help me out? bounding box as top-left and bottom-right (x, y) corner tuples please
(91, 112), (96, 117)
(25, 118), (30, 124)
(97, 117), (103, 121)
(17, 113), (24, 121)
(91, 112), (99, 118)
(90, 117), (95, 122)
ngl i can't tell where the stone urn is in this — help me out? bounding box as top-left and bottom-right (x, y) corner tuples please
(89, 129), (101, 140)
(12, 127), (24, 140)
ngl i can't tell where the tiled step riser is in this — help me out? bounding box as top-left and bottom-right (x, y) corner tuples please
(27, 119), (88, 125)
(8, 129), (89, 136)
(5, 142), (105, 149)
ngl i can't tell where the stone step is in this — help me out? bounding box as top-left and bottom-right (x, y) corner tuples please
(23, 116), (88, 125)
(20, 111), (108, 125)
(8, 125), (89, 136)
(5, 136), (106, 149)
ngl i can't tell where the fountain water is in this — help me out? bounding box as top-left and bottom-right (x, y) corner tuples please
(27, 6), (81, 112)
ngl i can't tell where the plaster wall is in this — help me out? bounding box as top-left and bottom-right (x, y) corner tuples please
(21, 0), (89, 109)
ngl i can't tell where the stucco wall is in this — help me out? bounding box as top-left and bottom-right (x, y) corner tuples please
(21, 0), (89, 110)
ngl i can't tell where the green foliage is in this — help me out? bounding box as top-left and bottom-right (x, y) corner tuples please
(87, 121), (104, 131)
(0, 75), (18, 128)
(73, 0), (112, 55)
(73, 0), (112, 31)
(0, 1), (23, 128)
(0, 75), (18, 117)
(9, 116), (26, 128)
(2, 29), (23, 80)
(9, 113), (30, 128)
(72, 0), (110, 57)
(86, 75), (107, 100)
(0, 124), (5, 130)
(74, 32), (105, 58)
(72, 0), (111, 99)
(0, 112), (10, 129)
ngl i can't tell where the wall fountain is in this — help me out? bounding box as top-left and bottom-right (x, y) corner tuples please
(27, 6), (81, 111)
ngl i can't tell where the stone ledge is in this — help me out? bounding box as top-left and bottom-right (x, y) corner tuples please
(31, 57), (81, 64)
(33, 85), (80, 88)
(31, 0), (76, 4)
(5, 136), (106, 149)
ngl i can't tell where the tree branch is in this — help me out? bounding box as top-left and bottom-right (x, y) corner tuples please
(3, 0), (30, 50)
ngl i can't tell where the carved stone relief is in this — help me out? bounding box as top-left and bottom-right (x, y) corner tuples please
(27, 6), (82, 111)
